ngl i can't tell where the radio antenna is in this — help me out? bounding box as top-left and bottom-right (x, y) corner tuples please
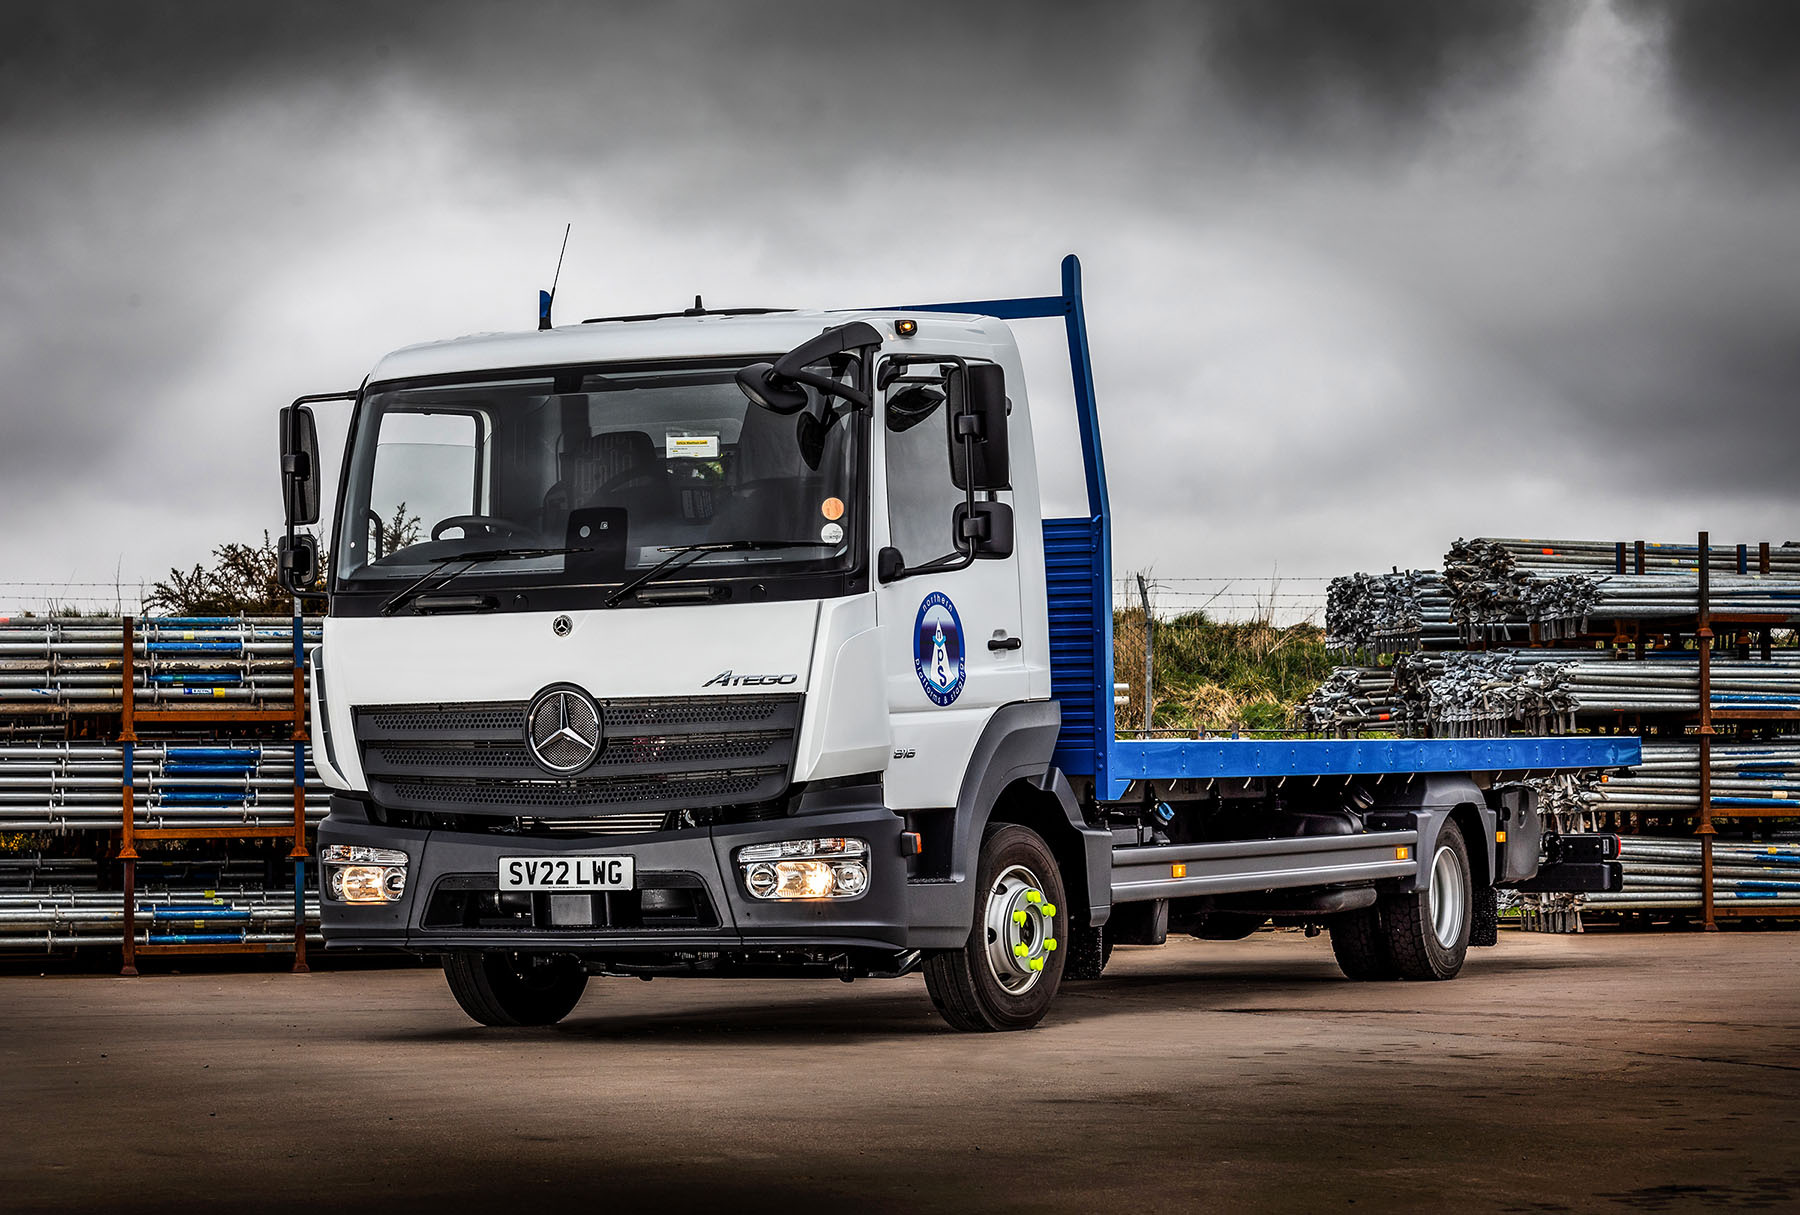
(538, 223), (572, 331)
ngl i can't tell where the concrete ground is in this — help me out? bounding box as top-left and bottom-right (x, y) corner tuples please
(2, 931), (1797, 1214)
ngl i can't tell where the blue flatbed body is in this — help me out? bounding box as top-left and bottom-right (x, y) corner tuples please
(1110, 735), (1641, 783)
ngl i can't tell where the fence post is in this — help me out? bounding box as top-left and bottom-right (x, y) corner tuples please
(1136, 573), (1154, 736)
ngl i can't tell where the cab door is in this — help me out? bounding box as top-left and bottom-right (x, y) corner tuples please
(874, 359), (1027, 810)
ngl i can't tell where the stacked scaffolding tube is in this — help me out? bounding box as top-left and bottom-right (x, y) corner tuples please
(1585, 837), (1800, 912)
(1324, 571), (1457, 654)
(0, 616), (318, 709)
(1442, 538), (1800, 641)
(1300, 651), (1800, 738)
(0, 743), (324, 831)
(0, 886), (321, 949)
(1584, 741), (1800, 819)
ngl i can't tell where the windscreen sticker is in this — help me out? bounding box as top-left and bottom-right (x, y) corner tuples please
(820, 497), (846, 521)
(914, 592), (966, 706)
(666, 433), (720, 458)
(821, 522), (844, 545)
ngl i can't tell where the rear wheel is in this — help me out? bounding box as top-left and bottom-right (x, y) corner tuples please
(1329, 904), (1396, 980)
(923, 824), (1067, 1031)
(1381, 821), (1473, 981)
(444, 950), (588, 1026)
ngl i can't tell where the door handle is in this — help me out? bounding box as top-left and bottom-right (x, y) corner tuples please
(988, 635), (1023, 652)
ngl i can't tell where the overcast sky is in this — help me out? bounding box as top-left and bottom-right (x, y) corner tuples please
(2, 1), (1796, 617)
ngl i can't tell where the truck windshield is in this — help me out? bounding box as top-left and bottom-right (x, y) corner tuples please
(335, 359), (857, 593)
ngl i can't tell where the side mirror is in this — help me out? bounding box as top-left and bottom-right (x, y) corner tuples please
(735, 321), (882, 414)
(278, 533), (320, 594)
(953, 501), (1014, 559)
(946, 363), (1010, 491)
(735, 362), (810, 415)
(280, 404), (321, 526)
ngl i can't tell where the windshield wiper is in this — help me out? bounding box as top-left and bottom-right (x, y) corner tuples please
(603, 541), (837, 608)
(380, 547), (589, 616)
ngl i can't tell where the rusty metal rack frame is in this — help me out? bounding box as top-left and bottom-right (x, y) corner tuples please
(1688, 534), (1800, 928)
(1547, 533), (1800, 929)
(115, 613), (310, 974)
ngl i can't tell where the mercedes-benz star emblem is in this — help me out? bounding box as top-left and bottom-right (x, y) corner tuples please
(552, 615), (573, 637)
(525, 686), (602, 774)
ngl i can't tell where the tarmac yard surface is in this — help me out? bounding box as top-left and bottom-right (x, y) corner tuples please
(3, 932), (1797, 1214)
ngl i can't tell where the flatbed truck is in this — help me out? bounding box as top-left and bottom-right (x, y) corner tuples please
(276, 255), (1636, 1031)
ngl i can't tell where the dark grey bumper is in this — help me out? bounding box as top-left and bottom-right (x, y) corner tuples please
(317, 796), (937, 954)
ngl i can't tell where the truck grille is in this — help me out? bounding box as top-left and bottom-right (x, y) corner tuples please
(353, 694), (801, 819)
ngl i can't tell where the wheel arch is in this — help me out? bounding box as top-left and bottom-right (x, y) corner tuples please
(949, 701), (1112, 930)
(1367, 775), (1495, 895)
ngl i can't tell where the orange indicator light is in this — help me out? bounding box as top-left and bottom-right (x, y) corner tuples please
(1172, 863), (1187, 879)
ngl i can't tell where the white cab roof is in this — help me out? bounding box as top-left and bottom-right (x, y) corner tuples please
(365, 310), (1012, 385)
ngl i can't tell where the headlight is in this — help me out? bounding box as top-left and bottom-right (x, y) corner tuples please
(321, 844), (408, 904)
(736, 837), (869, 900)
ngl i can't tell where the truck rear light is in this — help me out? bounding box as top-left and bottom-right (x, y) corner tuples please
(736, 838), (869, 900)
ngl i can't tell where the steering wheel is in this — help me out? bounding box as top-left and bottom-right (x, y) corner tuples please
(430, 515), (534, 542)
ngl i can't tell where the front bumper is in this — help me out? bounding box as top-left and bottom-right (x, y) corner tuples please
(317, 795), (925, 954)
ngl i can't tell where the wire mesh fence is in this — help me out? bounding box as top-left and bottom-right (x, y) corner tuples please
(1112, 574), (1332, 737)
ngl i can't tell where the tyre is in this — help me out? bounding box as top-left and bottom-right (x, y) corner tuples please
(1380, 820), (1473, 981)
(923, 823), (1067, 1031)
(444, 950), (589, 1026)
(1329, 903), (1396, 980)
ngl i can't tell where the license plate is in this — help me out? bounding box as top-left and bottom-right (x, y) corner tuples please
(498, 855), (635, 891)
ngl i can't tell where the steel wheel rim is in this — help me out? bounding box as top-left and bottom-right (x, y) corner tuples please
(1429, 845), (1466, 948)
(983, 863), (1055, 994)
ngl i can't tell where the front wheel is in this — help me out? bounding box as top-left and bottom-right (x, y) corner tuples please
(923, 824), (1067, 1031)
(444, 951), (588, 1026)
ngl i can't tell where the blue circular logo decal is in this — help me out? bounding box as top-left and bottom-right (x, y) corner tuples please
(914, 592), (966, 706)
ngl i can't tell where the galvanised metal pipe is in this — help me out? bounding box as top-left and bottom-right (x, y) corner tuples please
(0, 616), (318, 708)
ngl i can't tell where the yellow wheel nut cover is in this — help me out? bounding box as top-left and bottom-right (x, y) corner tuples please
(1041, 903), (1057, 917)
(1029, 957), (1045, 971)
(1012, 909), (1027, 926)
(1025, 890), (1041, 904)
(1044, 937), (1058, 951)
(1013, 942), (1028, 957)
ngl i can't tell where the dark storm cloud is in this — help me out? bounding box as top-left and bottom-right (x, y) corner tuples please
(0, 2), (1565, 152)
(1, 1), (1797, 602)
(1620, 0), (1800, 159)
(1185, 0), (1565, 149)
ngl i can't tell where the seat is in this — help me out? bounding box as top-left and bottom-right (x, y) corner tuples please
(543, 430), (678, 538)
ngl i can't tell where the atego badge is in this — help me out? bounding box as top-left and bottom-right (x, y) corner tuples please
(914, 592), (965, 706)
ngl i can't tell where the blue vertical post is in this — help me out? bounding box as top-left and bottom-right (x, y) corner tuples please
(290, 607), (310, 972)
(1056, 256), (1123, 800)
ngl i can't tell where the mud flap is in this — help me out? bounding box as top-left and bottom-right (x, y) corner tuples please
(1471, 885), (1498, 947)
